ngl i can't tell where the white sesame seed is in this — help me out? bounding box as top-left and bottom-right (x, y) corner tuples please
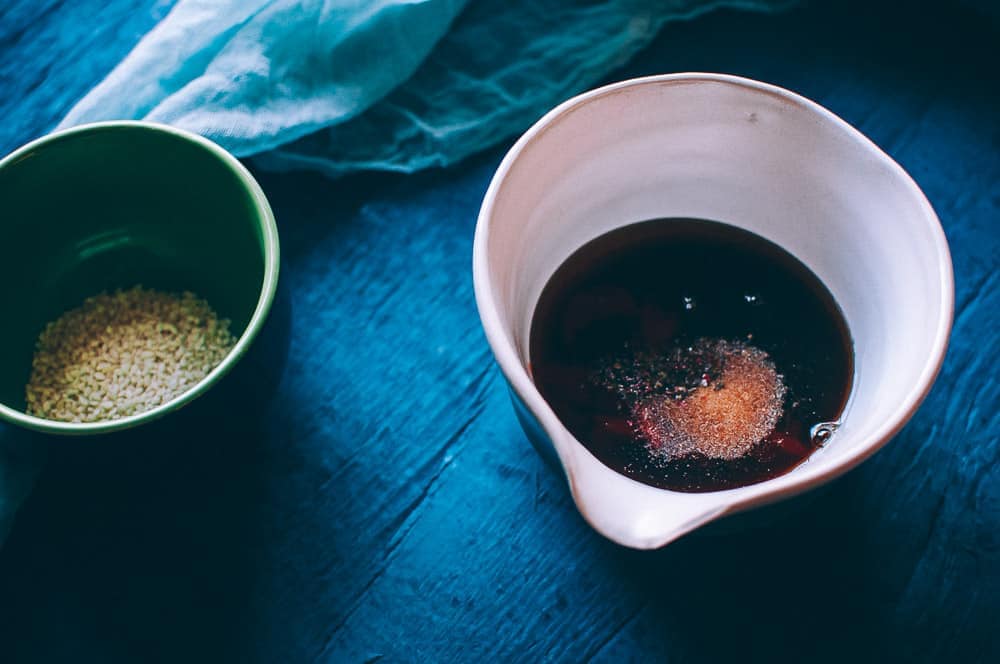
(25, 286), (237, 423)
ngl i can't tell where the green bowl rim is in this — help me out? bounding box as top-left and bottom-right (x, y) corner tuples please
(0, 120), (281, 436)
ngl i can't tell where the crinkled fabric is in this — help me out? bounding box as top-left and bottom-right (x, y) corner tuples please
(60, 0), (798, 177)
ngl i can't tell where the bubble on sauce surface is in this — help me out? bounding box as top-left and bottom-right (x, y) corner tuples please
(596, 338), (786, 461)
(809, 421), (839, 446)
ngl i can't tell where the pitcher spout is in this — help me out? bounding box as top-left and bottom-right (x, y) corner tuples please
(563, 442), (730, 549)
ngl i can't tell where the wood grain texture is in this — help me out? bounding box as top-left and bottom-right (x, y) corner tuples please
(0, 1), (997, 662)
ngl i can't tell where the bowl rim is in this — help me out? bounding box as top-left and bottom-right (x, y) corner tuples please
(0, 120), (281, 436)
(472, 72), (955, 544)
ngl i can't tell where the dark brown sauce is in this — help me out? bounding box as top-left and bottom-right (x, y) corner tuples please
(530, 219), (853, 492)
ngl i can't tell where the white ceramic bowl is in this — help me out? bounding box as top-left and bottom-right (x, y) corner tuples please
(473, 73), (954, 549)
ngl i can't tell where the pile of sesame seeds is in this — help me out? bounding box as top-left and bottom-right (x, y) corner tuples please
(25, 286), (237, 423)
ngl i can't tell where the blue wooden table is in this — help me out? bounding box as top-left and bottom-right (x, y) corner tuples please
(1, 1), (997, 661)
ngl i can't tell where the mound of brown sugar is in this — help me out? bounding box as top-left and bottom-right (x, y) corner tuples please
(637, 342), (786, 460)
(597, 338), (786, 461)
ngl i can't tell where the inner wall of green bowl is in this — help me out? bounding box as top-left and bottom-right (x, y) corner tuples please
(0, 126), (265, 412)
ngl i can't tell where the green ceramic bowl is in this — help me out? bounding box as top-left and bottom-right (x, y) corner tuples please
(0, 121), (280, 435)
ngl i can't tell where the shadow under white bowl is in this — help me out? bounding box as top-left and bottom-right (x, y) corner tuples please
(473, 73), (953, 549)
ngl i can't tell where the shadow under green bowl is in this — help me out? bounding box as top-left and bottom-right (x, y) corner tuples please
(0, 121), (280, 435)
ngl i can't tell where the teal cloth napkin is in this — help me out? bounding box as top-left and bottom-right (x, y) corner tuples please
(58, 0), (797, 177)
